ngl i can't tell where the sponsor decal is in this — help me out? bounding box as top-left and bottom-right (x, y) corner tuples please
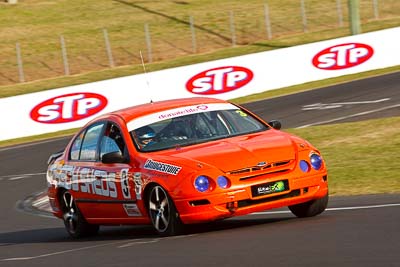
(257, 181), (285, 195)
(123, 203), (142, 217)
(144, 159), (182, 175)
(74, 168), (118, 198)
(312, 43), (374, 70)
(159, 105), (208, 120)
(251, 180), (287, 197)
(127, 103), (238, 131)
(134, 172), (143, 200)
(186, 66), (253, 95)
(48, 165), (135, 199)
(30, 92), (108, 124)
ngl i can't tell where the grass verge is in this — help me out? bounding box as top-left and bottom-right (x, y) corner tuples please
(287, 116), (400, 196)
(1, 0), (399, 86)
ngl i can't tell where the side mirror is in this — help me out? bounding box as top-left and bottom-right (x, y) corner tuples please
(268, 120), (282, 130)
(101, 151), (126, 164)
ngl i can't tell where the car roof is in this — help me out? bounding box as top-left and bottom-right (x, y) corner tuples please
(104, 97), (230, 123)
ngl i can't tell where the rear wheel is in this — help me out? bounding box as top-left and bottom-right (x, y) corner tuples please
(289, 193), (329, 218)
(148, 185), (183, 236)
(61, 191), (99, 238)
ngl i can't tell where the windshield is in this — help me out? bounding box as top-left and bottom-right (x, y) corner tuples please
(130, 106), (269, 152)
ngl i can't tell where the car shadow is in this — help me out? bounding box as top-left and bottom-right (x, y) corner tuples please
(0, 215), (295, 245)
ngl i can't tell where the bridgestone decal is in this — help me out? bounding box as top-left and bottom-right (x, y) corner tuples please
(144, 159), (182, 175)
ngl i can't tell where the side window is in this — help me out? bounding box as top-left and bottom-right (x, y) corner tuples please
(100, 123), (126, 159)
(79, 123), (104, 161)
(70, 131), (84, 160)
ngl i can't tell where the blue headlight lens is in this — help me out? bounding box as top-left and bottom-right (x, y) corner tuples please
(194, 176), (210, 192)
(310, 154), (323, 170)
(299, 160), (310, 172)
(217, 176), (229, 189)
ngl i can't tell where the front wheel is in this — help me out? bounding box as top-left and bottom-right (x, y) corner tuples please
(60, 191), (99, 238)
(288, 193), (329, 218)
(148, 185), (183, 236)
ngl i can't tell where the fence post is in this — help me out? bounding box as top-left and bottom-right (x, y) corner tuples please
(373, 0), (379, 19)
(300, 0), (308, 32)
(348, 0), (362, 35)
(189, 16), (197, 53)
(336, 0), (344, 27)
(229, 11), (236, 46)
(264, 3), (272, 39)
(103, 29), (115, 68)
(144, 23), (153, 63)
(15, 42), (25, 83)
(60, 35), (70, 75)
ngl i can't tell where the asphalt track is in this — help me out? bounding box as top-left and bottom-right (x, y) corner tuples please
(1, 72), (399, 266)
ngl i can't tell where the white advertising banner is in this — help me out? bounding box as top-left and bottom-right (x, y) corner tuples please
(1, 27), (399, 141)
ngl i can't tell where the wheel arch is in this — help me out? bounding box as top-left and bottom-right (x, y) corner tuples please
(143, 182), (161, 208)
(142, 182), (180, 214)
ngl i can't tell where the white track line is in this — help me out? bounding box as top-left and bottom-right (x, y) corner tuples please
(0, 172), (46, 181)
(297, 103), (400, 128)
(251, 203), (400, 215)
(1, 234), (196, 261)
(2, 202), (399, 261)
(0, 137), (67, 152)
(9, 176), (28, 181)
(2, 239), (147, 261)
(118, 239), (159, 248)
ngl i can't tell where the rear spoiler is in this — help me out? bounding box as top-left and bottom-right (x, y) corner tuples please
(47, 150), (64, 165)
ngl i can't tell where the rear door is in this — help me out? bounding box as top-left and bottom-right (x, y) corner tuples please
(66, 122), (107, 218)
(65, 120), (142, 221)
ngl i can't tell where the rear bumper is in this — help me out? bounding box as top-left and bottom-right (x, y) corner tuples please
(175, 173), (328, 224)
(47, 188), (63, 218)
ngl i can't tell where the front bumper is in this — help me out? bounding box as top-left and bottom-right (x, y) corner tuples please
(175, 172), (328, 224)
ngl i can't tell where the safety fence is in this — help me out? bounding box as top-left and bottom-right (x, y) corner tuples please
(0, 0), (399, 86)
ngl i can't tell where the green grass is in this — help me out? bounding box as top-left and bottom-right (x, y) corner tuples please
(0, 0), (399, 90)
(287, 116), (400, 196)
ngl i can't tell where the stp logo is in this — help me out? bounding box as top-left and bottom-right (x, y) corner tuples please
(313, 43), (374, 70)
(186, 66), (253, 95)
(30, 92), (108, 124)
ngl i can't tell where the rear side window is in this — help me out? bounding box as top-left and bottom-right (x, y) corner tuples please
(70, 123), (104, 161)
(70, 132), (84, 160)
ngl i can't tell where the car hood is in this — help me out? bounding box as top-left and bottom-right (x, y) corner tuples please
(160, 131), (296, 173)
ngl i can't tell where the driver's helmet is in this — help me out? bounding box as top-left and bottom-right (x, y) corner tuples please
(136, 126), (156, 146)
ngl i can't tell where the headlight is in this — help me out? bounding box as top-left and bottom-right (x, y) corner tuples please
(217, 176), (230, 189)
(310, 153), (323, 170)
(194, 176), (210, 192)
(299, 160), (310, 172)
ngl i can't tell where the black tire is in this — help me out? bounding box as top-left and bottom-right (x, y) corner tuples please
(148, 185), (183, 236)
(288, 193), (329, 218)
(60, 191), (99, 238)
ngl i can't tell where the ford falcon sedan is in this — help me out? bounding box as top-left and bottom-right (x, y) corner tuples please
(46, 97), (328, 238)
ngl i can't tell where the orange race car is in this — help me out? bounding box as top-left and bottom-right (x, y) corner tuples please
(46, 97), (328, 238)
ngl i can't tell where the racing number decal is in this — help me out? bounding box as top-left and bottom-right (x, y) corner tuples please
(134, 173), (143, 200)
(121, 169), (131, 199)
